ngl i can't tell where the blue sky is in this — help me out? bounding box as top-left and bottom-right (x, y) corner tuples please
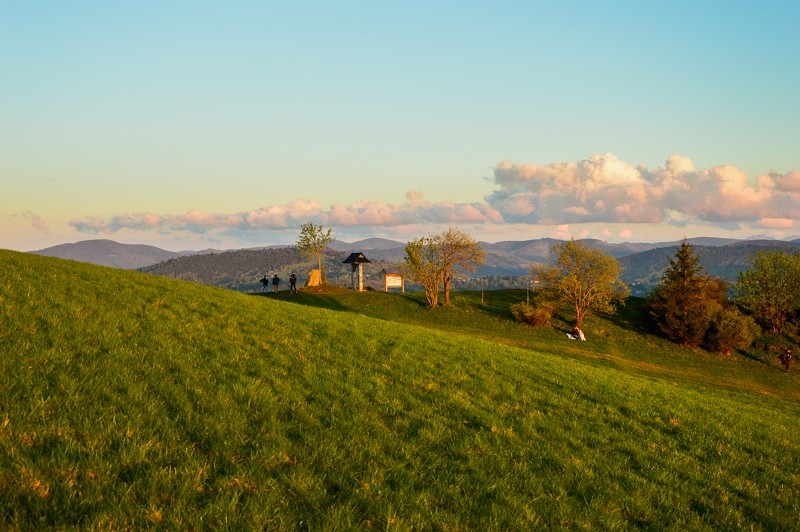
(2, 1), (799, 251)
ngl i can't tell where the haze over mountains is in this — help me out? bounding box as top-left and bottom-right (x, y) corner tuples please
(29, 236), (800, 294)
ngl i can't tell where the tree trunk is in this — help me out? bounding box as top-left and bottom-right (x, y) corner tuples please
(425, 287), (439, 307)
(575, 303), (585, 327)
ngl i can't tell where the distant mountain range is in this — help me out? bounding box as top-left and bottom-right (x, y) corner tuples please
(30, 239), (188, 270)
(30, 236), (800, 294)
(618, 239), (800, 287)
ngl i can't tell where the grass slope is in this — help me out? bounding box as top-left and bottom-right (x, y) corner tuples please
(1, 251), (799, 529)
(285, 287), (800, 403)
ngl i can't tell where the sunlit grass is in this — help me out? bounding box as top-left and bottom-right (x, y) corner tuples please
(1, 251), (798, 528)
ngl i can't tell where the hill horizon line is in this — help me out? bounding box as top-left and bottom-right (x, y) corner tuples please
(29, 233), (800, 256)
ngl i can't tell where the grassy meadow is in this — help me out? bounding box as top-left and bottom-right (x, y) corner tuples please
(1, 250), (799, 529)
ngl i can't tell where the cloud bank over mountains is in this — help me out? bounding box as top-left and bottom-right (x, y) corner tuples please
(70, 154), (799, 240)
(488, 154), (799, 228)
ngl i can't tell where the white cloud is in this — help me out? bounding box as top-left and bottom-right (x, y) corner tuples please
(553, 224), (572, 239)
(70, 194), (505, 237)
(488, 153), (800, 226)
(773, 170), (800, 193)
(68, 154), (800, 243)
(489, 153), (663, 224)
(755, 217), (797, 229)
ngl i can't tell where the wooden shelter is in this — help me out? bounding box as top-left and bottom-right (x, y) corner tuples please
(343, 252), (371, 291)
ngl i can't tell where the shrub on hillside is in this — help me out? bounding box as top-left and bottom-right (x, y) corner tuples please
(705, 307), (760, 357)
(511, 301), (556, 327)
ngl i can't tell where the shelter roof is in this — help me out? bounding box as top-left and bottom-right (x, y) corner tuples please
(343, 252), (371, 264)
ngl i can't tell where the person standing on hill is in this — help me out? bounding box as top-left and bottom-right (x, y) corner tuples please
(289, 271), (297, 294)
(259, 274), (269, 294)
(272, 273), (281, 294)
(779, 348), (793, 374)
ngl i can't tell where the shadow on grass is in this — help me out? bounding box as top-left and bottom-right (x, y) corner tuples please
(452, 289), (522, 322)
(393, 293), (431, 309)
(248, 290), (356, 314)
(600, 297), (662, 337)
(286, 293), (353, 313)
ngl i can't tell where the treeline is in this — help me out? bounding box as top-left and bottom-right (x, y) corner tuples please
(140, 247), (311, 292)
(513, 238), (799, 358)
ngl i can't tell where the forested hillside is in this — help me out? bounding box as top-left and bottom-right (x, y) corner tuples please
(139, 247), (402, 291)
(619, 240), (800, 290)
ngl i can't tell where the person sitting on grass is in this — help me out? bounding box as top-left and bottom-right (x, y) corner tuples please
(567, 325), (586, 341)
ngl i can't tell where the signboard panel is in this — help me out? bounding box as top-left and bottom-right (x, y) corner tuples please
(384, 273), (404, 292)
(386, 275), (403, 287)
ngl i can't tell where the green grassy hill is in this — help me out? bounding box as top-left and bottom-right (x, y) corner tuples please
(1, 250), (798, 529)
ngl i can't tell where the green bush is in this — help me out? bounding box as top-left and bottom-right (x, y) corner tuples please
(511, 300), (556, 327)
(705, 307), (760, 357)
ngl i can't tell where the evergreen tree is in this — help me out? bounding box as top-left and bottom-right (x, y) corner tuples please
(649, 240), (724, 346)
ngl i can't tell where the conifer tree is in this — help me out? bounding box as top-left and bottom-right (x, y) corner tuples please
(649, 240), (724, 346)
